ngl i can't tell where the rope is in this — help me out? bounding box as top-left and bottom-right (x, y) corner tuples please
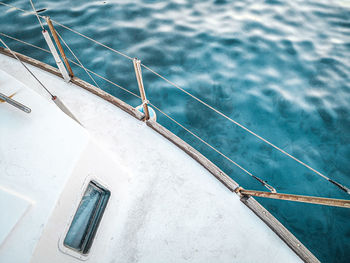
(28, 0), (44, 30)
(55, 29), (101, 89)
(0, 37), (54, 98)
(148, 101), (276, 193)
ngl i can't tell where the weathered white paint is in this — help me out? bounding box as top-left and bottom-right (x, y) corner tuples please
(0, 69), (89, 263)
(0, 186), (32, 246)
(42, 30), (70, 82)
(0, 54), (303, 262)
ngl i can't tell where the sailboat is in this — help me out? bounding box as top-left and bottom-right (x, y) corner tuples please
(1, 1), (349, 262)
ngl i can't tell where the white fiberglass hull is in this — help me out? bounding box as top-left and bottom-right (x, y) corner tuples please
(0, 52), (312, 262)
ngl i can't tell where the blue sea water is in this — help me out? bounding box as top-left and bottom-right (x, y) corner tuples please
(1, 0), (349, 261)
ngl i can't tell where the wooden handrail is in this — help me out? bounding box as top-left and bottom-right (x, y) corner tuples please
(133, 58), (150, 120)
(45, 16), (74, 77)
(236, 188), (350, 208)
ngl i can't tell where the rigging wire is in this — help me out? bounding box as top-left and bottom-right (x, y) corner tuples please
(142, 64), (350, 194)
(50, 19), (133, 61)
(1, 27), (270, 192)
(1, 1), (349, 194)
(0, 37), (54, 98)
(0, 36), (81, 123)
(28, 0), (44, 30)
(0, 32), (141, 99)
(71, 61), (141, 99)
(0, 32), (50, 54)
(0, 2), (30, 14)
(148, 101), (276, 193)
(55, 29), (101, 90)
(0, 2), (133, 61)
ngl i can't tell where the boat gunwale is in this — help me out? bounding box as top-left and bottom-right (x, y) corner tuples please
(0, 46), (319, 263)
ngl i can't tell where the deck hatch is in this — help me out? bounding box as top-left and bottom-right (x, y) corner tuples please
(64, 181), (110, 254)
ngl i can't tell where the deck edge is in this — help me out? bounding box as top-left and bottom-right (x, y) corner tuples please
(146, 120), (239, 191)
(146, 120), (319, 263)
(0, 47), (144, 120)
(241, 195), (320, 263)
(0, 48), (319, 263)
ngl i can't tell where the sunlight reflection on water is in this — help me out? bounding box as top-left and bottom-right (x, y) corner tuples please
(1, 0), (349, 261)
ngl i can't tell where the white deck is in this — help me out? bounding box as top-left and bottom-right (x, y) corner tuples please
(0, 54), (302, 262)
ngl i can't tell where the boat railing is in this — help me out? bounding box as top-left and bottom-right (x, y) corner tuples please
(0, 1), (349, 208)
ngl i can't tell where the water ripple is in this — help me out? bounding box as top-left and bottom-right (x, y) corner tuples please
(1, 0), (350, 262)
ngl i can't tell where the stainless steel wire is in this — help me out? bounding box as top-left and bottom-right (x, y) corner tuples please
(55, 29), (101, 89)
(148, 101), (276, 192)
(0, 32), (50, 53)
(0, 29), (274, 191)
(0, 2), (31, 14)
(0, 31), (140, 99)
(28, 0), (44, 30)
(71, 61), (141, 99)
(0, 37), (54, 97)
(0, 2), (133, 61)
(50, 19), (133, 61)
(1, 0), (348, 194)
(142, 64), (350, 194)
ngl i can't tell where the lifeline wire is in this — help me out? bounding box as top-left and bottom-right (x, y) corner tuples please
(1, 41), (348, 209)
(0, 1), (132, 61)
(0, 27), (273, 191)
(0, 2), (29, 14)
(53, 14), (350, 194)
(1, 0), (265, 188)
(55, 29), (101, 90)
(0, 37), (54, 98)
(50, 19), (133, 61)
(0, 32), (140, 99)
(1, 1), (348, 194)
(148, 101), (276, 193)
(0, 32), (50, 54)
(0, 29), (271, 190)
(142, 64), (350, 195)
(70, 61), (141, 98)
(28, 0), (44, 30)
